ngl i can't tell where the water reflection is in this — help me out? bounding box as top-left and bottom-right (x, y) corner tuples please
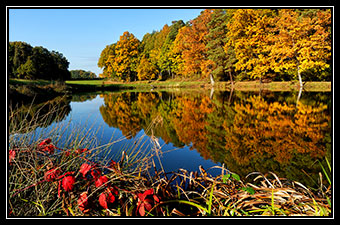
(8, 89), (331, 188)
(9, 95), (72, 134)
(99, 90), (331, 187)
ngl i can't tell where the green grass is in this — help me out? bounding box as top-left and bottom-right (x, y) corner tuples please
(9, 78), (53, 86)
(66, 79), (331, 92)
(10, 78), (331, 93)
(65, 80), (106, 86)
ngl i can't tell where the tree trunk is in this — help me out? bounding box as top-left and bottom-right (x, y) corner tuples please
(228, 71), (234, 86)
(210, 73), (215, 86)
(297, 60), (303, 88)
(209, 87), (214, 99)
(296, 85), (303, 106)
(228, 85), (234, 104)
(297, 66), (303, 88)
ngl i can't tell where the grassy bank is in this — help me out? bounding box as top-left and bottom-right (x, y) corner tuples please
(8, 79), (70, 105)
(66, 79), (332, 92)
(9, 79), (331, 98)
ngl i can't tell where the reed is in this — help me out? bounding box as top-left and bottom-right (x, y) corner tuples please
(8, 99), (332, 217)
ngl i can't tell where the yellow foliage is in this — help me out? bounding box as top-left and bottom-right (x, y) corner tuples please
(224, 95), (330, 165)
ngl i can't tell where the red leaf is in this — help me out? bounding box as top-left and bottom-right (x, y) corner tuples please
(9, 150), (15, 163)
(46, 144), (55, 154)
(95, 175), (108, 188)
(143, 199), (153, 212)
(75, 148), (88, 154)
(153, 194), (160, 203)
(108, 186), (119, 195)
(99, 192), (108, 209)
(137, 193), (145, 201)
(62, 175), (75, 192)
(58, 180), (62, 198)
(136, 189), (157, 216)
(38, 138), (51, 146)
(44, 168), (61, 182)
(79, 163), (92, 178)
(106, 190), (115, 204)
(138, 203), (145, 216)
(143, 188), (154, 197)
(99, 188), (116, 209)
(78, 192), (89, 212)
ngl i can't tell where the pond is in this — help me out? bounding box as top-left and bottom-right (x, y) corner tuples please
(9, 89), (332, 189)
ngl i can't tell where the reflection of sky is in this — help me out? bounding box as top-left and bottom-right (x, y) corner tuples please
(156, 137), (221, 176)
(31, 94), (221, 176)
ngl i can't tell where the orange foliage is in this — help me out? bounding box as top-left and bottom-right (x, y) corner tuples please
(111, 31), (140, 81)
(224, 96), (329, 165)
(172, 95), (214, 158)
(172, 9), (213, 77)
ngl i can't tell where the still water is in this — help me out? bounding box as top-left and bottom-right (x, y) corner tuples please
(10, 89), (332, 188)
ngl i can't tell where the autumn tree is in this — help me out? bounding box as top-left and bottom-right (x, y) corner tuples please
(97, 43), (116, 78)
(149, 24), (170, 75)
(136, 56), (159, 81)
(270, 9), (331, 87)
(137, 25), (170, 80)
(112, 31), (140, 81)
(172, 9), (213, 78)
(97, 8), (331, 83)
(158, 20), (185, 79)
(226, 9), (276, 82)
(172, 95), (214, 158)
(99, 93), (141, 138)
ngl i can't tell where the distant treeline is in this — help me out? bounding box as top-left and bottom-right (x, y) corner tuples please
(8, 41), (71, 80)
(70, 70), (97, 79)
(98, 9), (331, 84)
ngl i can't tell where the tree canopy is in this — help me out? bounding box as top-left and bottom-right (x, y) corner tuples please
(98, 8), (331, 83)
(9, 41), (71, 80)
(70, 70), (97, 79)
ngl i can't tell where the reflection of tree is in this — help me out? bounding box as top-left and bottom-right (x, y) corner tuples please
(155, 93), (184, 147)
(224, 95), (329, 165)
(9, 95), (71, 134)
(71, 94), (97, 102)
(172, 95), (214, 158)
(222, 95), (330, 185)
(136, 92), (159, 122)
(98, 91), (331, 188)
(99, 92), (141, 138)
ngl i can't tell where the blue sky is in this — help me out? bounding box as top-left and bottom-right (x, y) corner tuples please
(8, 8), (203, 76)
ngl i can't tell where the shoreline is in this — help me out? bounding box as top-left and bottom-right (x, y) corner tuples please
(8, 79), (331, 105)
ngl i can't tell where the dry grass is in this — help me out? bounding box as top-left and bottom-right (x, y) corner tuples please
(8, 99), (332, 217)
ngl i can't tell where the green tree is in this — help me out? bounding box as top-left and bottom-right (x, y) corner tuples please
(158, 20), (185, 79)
(205, 9), (229, 82)
(70, 70), (97, 79)
(8, 42), (33, 78)
(8, 41), (70, 80)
